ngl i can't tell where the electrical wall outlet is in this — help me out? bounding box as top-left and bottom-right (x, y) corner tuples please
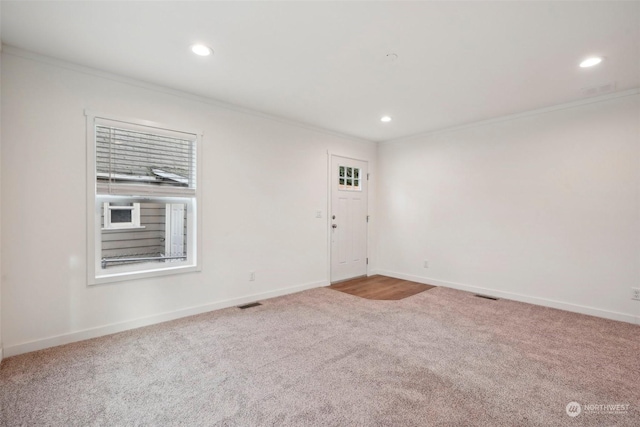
(423, 260), (429, 268)
(632, 288), (640, 301)
(249, 271), (255, 281)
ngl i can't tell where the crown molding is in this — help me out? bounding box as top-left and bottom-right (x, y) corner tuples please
(382, 87), (640, 145)
(1, 44), (374, 146)
(4, 44), (637, 147)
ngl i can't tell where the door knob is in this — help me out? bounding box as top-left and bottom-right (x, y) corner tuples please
(332, 224), (338, 229)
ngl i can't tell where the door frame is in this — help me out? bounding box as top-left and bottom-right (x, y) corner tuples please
(326, 152), (370, 284)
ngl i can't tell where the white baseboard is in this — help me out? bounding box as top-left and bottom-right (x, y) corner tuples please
(373, 269), (639, 325)
(3, 279), (328, 358)
(0, 347), (3, 365)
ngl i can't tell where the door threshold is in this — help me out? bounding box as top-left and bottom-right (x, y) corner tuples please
(330, 274), (367, 285)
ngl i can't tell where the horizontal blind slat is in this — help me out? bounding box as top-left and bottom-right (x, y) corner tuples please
(96, 140), (192, 157)
(95, 128), (193, 144)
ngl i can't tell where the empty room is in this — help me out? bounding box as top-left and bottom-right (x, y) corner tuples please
(0, 1), (639, 426)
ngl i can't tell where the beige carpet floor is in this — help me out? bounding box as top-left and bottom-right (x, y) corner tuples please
(0, 286), (639, 426)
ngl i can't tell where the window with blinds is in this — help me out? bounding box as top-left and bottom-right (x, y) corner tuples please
(87, 113), (201, 285)
(95, 124), (197, 196)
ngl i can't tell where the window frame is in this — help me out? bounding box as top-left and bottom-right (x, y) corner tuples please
(86, 111), (203, 285)
(102, 202), (143, 230)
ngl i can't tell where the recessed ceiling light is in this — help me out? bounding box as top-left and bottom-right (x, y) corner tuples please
(380, 116), (392, 123)
(191, 44), (213, 56)
(580, 57), (602, 68)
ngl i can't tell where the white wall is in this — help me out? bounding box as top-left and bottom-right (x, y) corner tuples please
(0, 6), (3, 363)
(377, 93), (640, 324)
(0, 50), (377, 356)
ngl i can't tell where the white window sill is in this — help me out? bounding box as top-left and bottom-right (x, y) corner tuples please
(101, 226), (147, 231)
(91, 264), (200, 285)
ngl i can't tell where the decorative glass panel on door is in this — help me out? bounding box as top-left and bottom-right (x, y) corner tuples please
(338, 165), (362, 191)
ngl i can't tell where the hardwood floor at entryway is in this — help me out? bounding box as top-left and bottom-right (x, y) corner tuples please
(328, 275), (435, 300)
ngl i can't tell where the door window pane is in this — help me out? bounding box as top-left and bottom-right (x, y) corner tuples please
(338, 166), (362, 191)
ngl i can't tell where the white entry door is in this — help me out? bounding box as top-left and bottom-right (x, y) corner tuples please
(330, 155), (368, 282)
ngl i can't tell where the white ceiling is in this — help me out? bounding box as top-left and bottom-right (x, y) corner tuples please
(2, 1), (639, 142)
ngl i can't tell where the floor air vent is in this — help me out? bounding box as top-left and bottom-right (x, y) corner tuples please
(474, 294), (498, 301)
(238, 302), (262, 309)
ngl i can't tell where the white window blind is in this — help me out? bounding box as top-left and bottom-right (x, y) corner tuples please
(95, 122), (197, 197)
